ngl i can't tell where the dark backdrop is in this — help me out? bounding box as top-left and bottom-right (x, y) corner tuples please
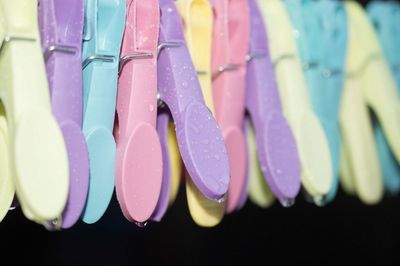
(3, 0), (400, 265)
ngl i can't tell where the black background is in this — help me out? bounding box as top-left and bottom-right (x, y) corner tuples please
(3, 0), (400, 265)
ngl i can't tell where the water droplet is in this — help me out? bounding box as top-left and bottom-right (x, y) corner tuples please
(167, 7), (173, 13)
(313, 195), (326, 207)
(216, 196), (226, 203)
(279, 198), (295, 207)
(135, 221), (148, 228)
(149, 104), (154, 112)
(276, 169), (282, 174)
(214, 154), (221, 161)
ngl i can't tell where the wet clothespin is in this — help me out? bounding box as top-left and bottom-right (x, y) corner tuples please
(81, 0), (126, 223)
(115, 0), (163, 225)
(157, 0), (230, 222)
(339, 1), (383, 204)
(285, 0), (348, 203)
(39, 0), (90, 229)
(367, 1), (400, 194)
(209, 0), (249, 213)
(0, 0), (69, 223)
(257, 0), (333, 205)
(245, 0), (300, 208)
(176, 0), (225, 226)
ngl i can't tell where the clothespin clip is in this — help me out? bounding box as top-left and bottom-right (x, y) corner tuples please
(157, 0), (230, 220)
(339, 1), (383, 204)
(245, 0), (300, 209)
(367, 1), (400, 194)
(257, 0), (333, 205)
(115, 0), (163, 226)
(209, 0), (249, 213)
(176, 0), (227, 226)
(285, 0), (348, 203)
(0, 0), (69, 222)
(81, 0), (126, 223)
(39, 0), (89, 229)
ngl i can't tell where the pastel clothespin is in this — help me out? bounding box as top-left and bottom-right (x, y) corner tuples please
(151, 109), (181, 221)
(157, 0), (230, 216)
(81, 0), (126, 223)
(176, 0), (226, 226)
(39, 0), (89, 229)
(115, 0), (163, 225)
(209, 0), (249, 213)
(257, 0), (333, 204)
(367, 1), (400, 194)
(285, 0), (348, 203)
(0, 0), (69, 222)
(340, 1), (383, 204)
(245, 0), (301, 208)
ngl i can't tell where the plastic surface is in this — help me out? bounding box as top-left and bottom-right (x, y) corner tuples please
(257, 0), (333, 201)
(81, 0), (126, 223)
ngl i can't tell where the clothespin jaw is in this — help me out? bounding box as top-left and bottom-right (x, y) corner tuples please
(115, 0), (163, 225)
(81, 0), (126, 224)
(157, 0), (230, 203)
(245, 0), (300, 207)
(257, 0), (333, 204)
(0, 0), (69, 222)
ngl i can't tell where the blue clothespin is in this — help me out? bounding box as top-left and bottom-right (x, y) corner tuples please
(367, 1), (400, 194)
(285, 0), (347, 203)
(81, 0), (126, 223)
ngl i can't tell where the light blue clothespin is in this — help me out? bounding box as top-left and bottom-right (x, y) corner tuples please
(81, 0), (126, 223)
(285, 0), (347, 203)
(367, 1), (400, 194)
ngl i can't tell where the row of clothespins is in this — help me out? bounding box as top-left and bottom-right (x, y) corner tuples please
(0, 0), (399, 230)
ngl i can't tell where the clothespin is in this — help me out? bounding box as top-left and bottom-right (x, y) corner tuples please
(115, 0), (163, 225)
(340, 1), (384, 204)
(81, 0), (126, 223)
(176, 0), (226, 226)
(285, 0), (348, 203)
(257, 0), (333, 205)
(209, 0), (249, 213)
(367, 1), (400, 194)
(0, 0), (69, 223)
(245, 0), (300, 208)
(39, 0), (89, 229)
(157, 0), (230, 222)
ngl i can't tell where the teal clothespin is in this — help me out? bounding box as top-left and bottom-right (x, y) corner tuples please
(284, 0), (347, 203)
(81, 0), (126, 223)
(367, 1), (400, 194)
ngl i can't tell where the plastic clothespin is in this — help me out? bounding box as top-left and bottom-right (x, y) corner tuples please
(115, 0), (163, 225)
(209, 0), (249, 213)
(0, 0), (69, 223)
(257, 0), (333, 205)
(339, 1), (383, 204)
(245, 0), (300, 209)
(176, 0), (227, 227)
(39, 0), (89, 229)
(367, 1), (400, 194)
(157, 0), (230, 219)
(81, 0), (126, 223)
(285, 0), (348, 203)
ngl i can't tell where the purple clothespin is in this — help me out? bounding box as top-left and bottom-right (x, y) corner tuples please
(155, 0), (230, 213)
(39, 0), (89, 229)
(245, 0), (301, 205)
